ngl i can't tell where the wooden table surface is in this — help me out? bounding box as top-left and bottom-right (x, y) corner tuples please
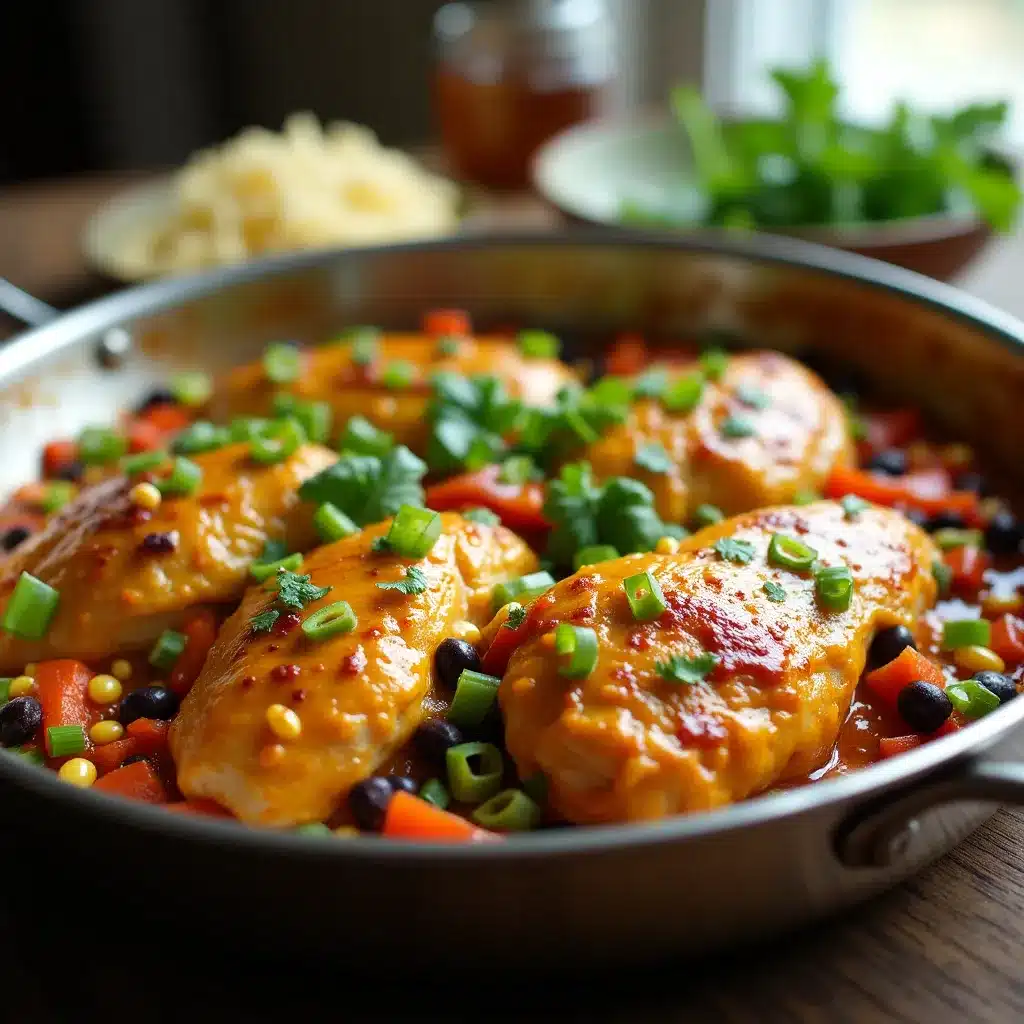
(3, 176), (1024, 1023)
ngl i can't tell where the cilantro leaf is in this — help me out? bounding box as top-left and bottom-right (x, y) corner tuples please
(840, 494), (869, 520)
(596, 477), (665, 556)
(298, 446), (426, 526)
(655, 650), (719, 685)
(463, 507), (500, 527)
(370, 535), (391, 553)
(273, 569), (332, 609)
(714, 538), (756, 564)
(634, 442), (674, 475)
(719, 415), (756, 439)
(504, 603), (527, 630)
(375, 566), (428, 596)
(250, 608), (280, 634)
(763, 580), (786, 602)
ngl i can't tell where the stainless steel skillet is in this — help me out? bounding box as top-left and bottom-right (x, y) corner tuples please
(2, 232), (1024, 969)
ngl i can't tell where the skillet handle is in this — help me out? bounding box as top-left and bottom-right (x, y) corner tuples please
(0, 278), (60, 330)
(835, 758), (1024, 868)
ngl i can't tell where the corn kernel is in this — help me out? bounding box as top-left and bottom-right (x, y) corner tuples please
(540, 631), (557, 650)
(23, 663), (37, 677)
(89, 720), (124, 745)
(88, 674), (123, 705)
(259, 743), (287, 768)
(451, 620), (481, 644)
(129, 482), (162, 510)
(110, 659), (133, 681)
(266, 703), (302, 741)
(8, 675), (36, 698)
(954, 645), (1006, 675)
(982, 592), (1024, 618)
(655, 536), (680, 555)
(58, 758), (97, 787)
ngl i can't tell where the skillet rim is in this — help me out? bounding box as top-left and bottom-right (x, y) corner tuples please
(2, 227), (1023, 860)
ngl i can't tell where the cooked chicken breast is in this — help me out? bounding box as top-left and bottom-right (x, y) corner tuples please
(171, 513), (538, 826)
(212, 333), (577, 453)
(0, 442), (336, 672)
(584, 351), (853, 523)
(500, 502), (939, 824)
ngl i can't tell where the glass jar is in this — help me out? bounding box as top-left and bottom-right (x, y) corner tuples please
(433, 0), (615, 189)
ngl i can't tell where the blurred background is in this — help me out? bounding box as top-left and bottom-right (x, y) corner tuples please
(1, 0), (1023, 315)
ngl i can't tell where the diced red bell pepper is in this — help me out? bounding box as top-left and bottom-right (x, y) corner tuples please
(480, 620), (527, 677)
(168, 608), (218, 695)
(93, 760), (169, 804)
(35, 661), (93, 756)
(944, 545), (991, 594)
(41, 440), (79, 479)
(89, 718), (170, 774)
(934, 712), (967, 737)
(991, 614), (1024, 666)
(863, 409), (923, 455)
(135, 403), (191, 436)
(425, 465), (549, 533)
(879, 734), (922, 759)
(605, 334), (648, 376)
(863, 647), (946, 706)
(422, 309), (471, 338)
(825, 465), (979, 523)
(125, 418), (167, 453)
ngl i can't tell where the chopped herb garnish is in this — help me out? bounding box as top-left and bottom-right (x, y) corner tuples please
(662, 373), (704, 414)
(517, 329), (561, 359)
(714, 537), (756, 564)
(763, 580), (786, 602)
(381, 360), (417, 390)
(656, 650), (719, 685)
(840, 494), (869, 520)
(735, 383), (770, 409)
(342, 326), (381, 365)
(498, 455), (539, 486)
(273, 569), (332, 610)
(719, 415), (756, 439)
(634, 442), (674, 475)
(463, 507), (501, 527)
(376, 566), (429, 595)
(699, 348), (729, 381)
(250, 609), (281, 634)
(504, 603), (527, 630)
(633, 366), (669, 399)
(436, 336), (461, 357)
(932, 559), (953, 596)
(793, 489), (821, 506)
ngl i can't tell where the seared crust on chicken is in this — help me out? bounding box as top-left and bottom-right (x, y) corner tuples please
(171, 513), (537, 826)
(500, 502), (939, 824)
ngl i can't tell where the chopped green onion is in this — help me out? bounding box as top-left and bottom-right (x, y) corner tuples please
(0, 678), (11, 706)
(77, 426), (126, 466)
(378, 505), (442, 558)
(662, 373), (704, 414)
(573, 545), (619, 570)
(446, 669), (501, 728)
(7, 745), (45, 766)
(945, 680), (1002, 719)
(498, 455), (538, 486)
(290, 401), (332, 444)
(933, 528), (984, 551)
(446, 741), (503, 804)
(932, 559), (953, 596)
(793, 489), (821, 506)
(463, 507), (500, 527)
(314, 502), (358, 543)
(554, 623), (599, 678)
(346, 328), (380, 365)
(149, 629), (187, 671)
(420, 778), (450, 809)
(700, 347), (729, 381)
(121, 450), (168, 476)
(768, 533), (818, 571)
(338, 416), (393, 457)
(301, 601), (357, 641)
(814, 564), (854, 611)
(271, 392), (298, 418)
(693, 503), (724, 529)
(491, 570), (556, 612)
(2, 572), (59, 639)
(517, 329), (560, 359)
(263, 342), (303, 383)
(763, 580), (786, 602)
(249, 417), (306, 465)
(170, 371), (212, 407)
(623, 570), (667, 621)
(156, 456), (203, 496)
(840, 494), (869, 520)
(229, 417), (270, 442)
(633, 366), (668, 399)
(294, 823), (332, 836)
(40, 481), (75, 514)
(171, 421), (230, 455)
(46, 725), (86, 758)
(634, 442), (673, 475)
(435, 336), (462, 358)
(472, 789), (542, 832)
(719, 415), (756, 439)
(250, 552), (304, 582)
(589, 376), (635, 409)
(942, 618), (991, 649)
(380, 360), (416, 390)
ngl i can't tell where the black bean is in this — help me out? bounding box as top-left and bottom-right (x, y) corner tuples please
(386, 774), (418, 795)
(348, 776), (395, 831)
(434, 638), (481, 690)
(1, 526), (30, 552)
(118, 685), (179, 725)
(896, 681), (953, 733)
(984, 511), (1023, 557)
(138, 532), (178, 555)
(413, 718), (465, 763)
(926, 511), (966, 532)
(135, 387), (176, 414)
(955, 471), (987, 496)
(973, 671), (1018, 704)
(52, 460), (85, 483)
(867, 449), (908, 476)
(0, 696), (43, 748)
(867, 625), (916, 671)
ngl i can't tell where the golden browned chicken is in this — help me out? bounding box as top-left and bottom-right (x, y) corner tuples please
(500, 501), (939, 824)
(211, 333), (577, 453)
(171, 513), (538, 826)
(583, 351), (852, 523)
(0, 442), (336, 672)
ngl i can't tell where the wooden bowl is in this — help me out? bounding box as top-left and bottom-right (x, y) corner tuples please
(531, 115), (993, 281)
